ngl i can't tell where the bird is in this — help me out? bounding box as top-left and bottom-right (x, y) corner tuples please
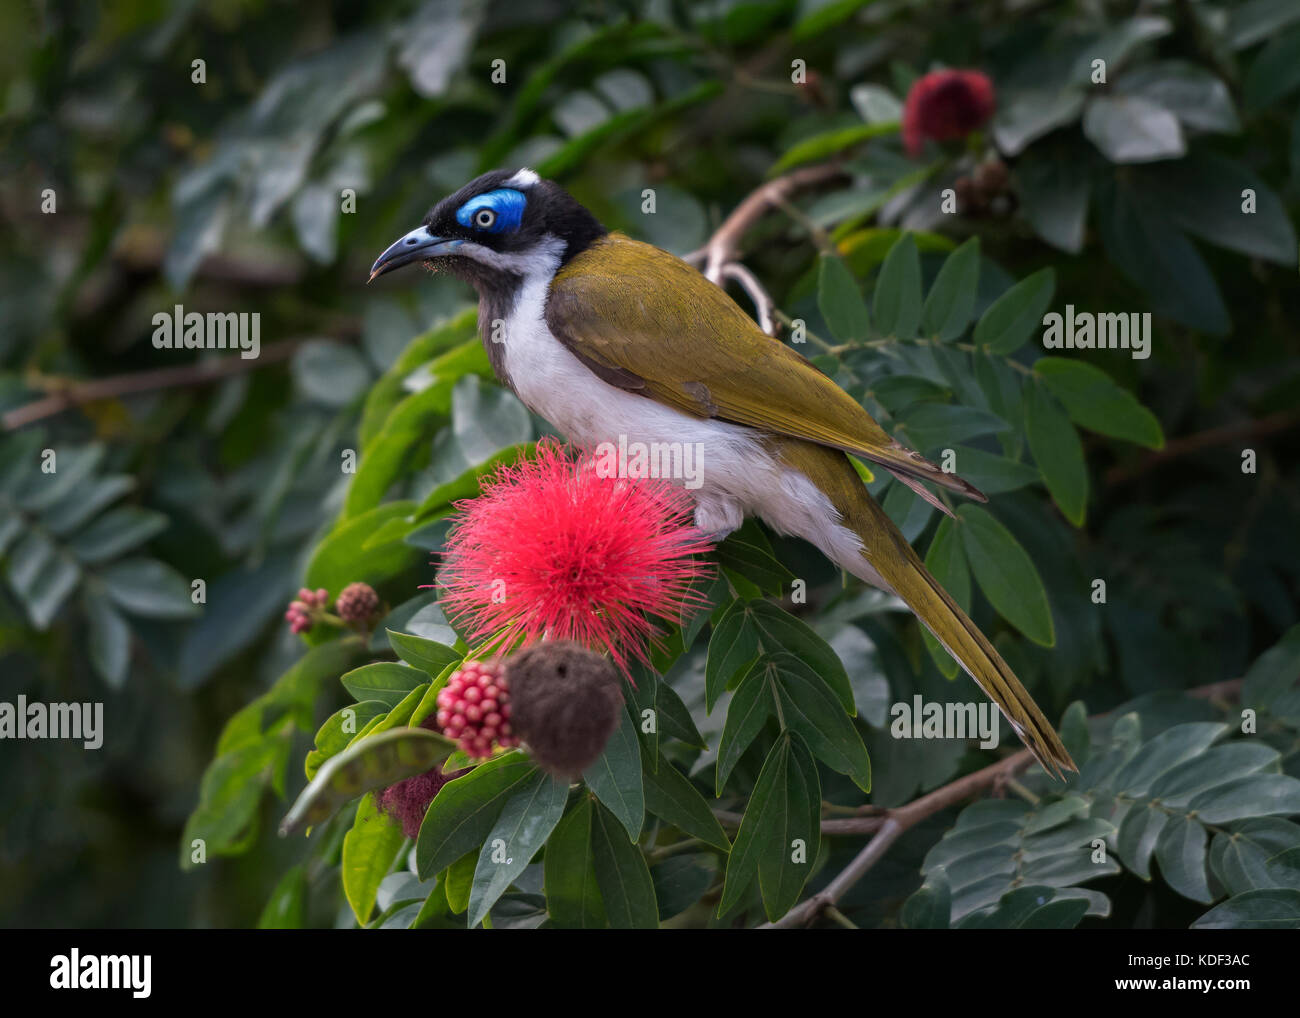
(369, 167), (1076, 779)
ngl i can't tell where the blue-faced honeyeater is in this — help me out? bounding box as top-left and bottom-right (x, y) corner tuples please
(370, 168), (1076, 778)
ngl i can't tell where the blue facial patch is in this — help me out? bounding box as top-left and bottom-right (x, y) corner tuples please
(456, 188), (527, 233)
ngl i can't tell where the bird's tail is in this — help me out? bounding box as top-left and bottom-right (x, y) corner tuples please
(779, 441), (1077, 779)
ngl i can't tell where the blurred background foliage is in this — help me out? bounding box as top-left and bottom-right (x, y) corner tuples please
(1, 0), (1297, 927)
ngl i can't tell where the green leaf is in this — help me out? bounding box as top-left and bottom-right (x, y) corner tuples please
(1082, 96), (1184, 163)
(656, 677), (708, 749)
(1113, 723), (1228, 795)
(386, 629), (460, 676)
(867, 374), (952, 412)
(1209, 818), (1300, 895)
(705, 599), (761, 711)
(4, 531), (80, 629)
(974, 268), (1055, 355)
(305, 700), (387, 780)
(921, 237), (980, 341)
(544, 797), (607, 928)
(292, 340), (372, 408)
(897, 403), (1008, 452)
(719, 733), (820, 921)
(1117, 61), (1240, 135)
(714, 532), (796, 596)
(442, 850), (476, 914)
(1097, 180), (1228, 334)
(872, 234), (922, 338)
(1242, 624), (1300, 711)
(342, 793), (407, 924)
(901, 866), (952, 928)
(359, 310), (478, 448)
(956, 505), (1055, 646)
(1115, 802), (1170, 880)
(1024, 380), (1088, 526)
(368, 682), (430, 736)
(1018, 148), (1090, 253)
(1193, 889), (1300, 929)
(415, 752), (537, 879)
(1147, 742), (1279, 807)
(279, 727), (457, 836)
(84, 589), (131, 688)
(467, 768), (568, 928)
(768, 653), (871, 790)
(923, 517), (969, 678)
(1035, 357), (1164, 448)
(749, 600), (855, 713)
(341, 662), (429, 707)
(945, 447), (1039, 496)
(1154, 814), (1212, 903)
(449, 374), (533, 466)
(582, 707), (645, 841)
(17, 443), (104, 512)
(98, 557), (198, 619)
(68, 507), (168, 565)
(1243, 24), (1300, 111)
(771, 121), (898, 174)
(305, 501), (422, 592)
(1189, 774), (1300, 824)
(590, 798), (658, 928)
(1229, 0), (1300, 49)
(642, 749), (731, 852)
(181, 738), (282, 867)
(817, 254), (870, 344)
(994, 90), (1086, 157)
(716, 661), (775, 794)
(258, 864), (308, 929)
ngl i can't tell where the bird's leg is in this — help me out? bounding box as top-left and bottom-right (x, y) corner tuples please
(692, 498), (744, 543)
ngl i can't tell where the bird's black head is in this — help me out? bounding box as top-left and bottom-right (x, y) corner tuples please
(368, 169), (606, 294)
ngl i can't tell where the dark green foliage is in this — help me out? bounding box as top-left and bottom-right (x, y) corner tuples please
(2, 0), (1297, 930)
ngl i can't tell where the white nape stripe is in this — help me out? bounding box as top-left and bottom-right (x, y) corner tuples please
(504, 168), (540, 189)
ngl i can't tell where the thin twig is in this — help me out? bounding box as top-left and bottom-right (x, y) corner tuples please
(720, 263), (776, 336)
(1105, 410), (1300, 486)
(683, 161), (846, 338)
(3, 338), (304, 430)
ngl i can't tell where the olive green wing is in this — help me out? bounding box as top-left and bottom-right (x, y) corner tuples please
(545, 233), (985, 503)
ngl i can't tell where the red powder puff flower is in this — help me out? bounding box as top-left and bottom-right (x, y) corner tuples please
(437, 441), (714, 675)
(902, 69), (996, 157)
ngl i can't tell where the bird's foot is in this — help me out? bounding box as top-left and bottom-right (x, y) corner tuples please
(693, 500), (743, 543)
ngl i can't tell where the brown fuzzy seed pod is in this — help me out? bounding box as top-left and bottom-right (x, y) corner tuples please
(506, 641), (624, 778)
(336, 582), (380, 624)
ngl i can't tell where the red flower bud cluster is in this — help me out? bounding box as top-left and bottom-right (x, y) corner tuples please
(336, 581), (380, 625)
(285, 587), (329, 634)
(436, 659), (519, 759)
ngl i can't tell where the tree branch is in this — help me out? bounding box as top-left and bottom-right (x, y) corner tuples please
(2, 338), (304, 431)
(1105, 410), (1300, 486)
(759, 677), (1246, 928)
(683, 161), (846, 336)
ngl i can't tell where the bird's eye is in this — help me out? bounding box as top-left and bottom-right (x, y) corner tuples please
(473, 208), (497, 229)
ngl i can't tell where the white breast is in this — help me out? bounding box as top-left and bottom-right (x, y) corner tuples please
(499, 252), (874, 580)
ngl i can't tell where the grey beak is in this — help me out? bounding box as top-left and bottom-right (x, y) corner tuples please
(368, 226), (464, 282)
